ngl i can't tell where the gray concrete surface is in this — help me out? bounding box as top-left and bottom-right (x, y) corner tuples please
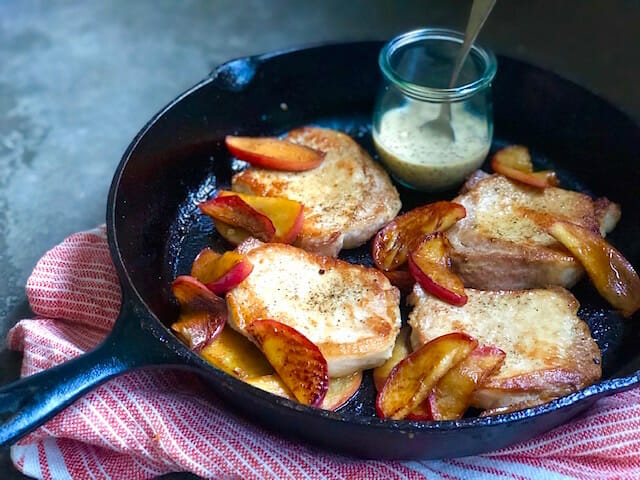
(1, 0), (638, 478)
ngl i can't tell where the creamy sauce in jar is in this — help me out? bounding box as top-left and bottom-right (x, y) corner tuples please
(373, 101), (490, 191)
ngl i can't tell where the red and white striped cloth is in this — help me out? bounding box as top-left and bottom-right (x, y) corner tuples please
(6, 227), (640, 479)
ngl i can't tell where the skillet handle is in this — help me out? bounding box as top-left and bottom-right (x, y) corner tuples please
(0, 300), (186, 447)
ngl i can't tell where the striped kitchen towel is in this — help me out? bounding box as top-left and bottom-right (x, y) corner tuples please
(6, 227), (640, 479)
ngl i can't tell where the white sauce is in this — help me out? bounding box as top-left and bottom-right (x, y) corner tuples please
(373, 101), (490, 191)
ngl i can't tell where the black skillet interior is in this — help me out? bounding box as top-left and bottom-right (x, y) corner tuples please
(112, 41), (640, 458)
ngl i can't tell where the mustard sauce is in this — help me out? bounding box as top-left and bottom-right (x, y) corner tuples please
(374, 102), (490, 191)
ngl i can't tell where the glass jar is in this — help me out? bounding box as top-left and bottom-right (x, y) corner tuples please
(372, 28), (497, 191)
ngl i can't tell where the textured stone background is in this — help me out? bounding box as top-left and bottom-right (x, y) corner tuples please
(0, 1), (638, 478)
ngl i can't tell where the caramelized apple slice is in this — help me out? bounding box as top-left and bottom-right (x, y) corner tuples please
(246, 371), (361, 411)
(373, 326), (411, 391)
(191, 248), (221, 281)
(480, 398), (550, 417)
(491, 145), (559, 188)
(226, 135), (324, 171)
(205, 252), (253, 295)
(492, 145), (534, 172)
(382, 269), (415, 295)
(200, 326), (273, 379)
(405, 401), (432, 421)
(190, 248), (253, 294)
(428, 346), (506, 421)
(247, 319), (329, 407)
(213, 221), (250, 246)
(408, 233), (467, 306)
(216, 191), (304, 244)
(245, 374), (294, 399)
(321, 371), (362, 410)
(372, 202), (466, 271)
(547, 221), (640, 317)
(376, 333), (477, 420)
(199, 195), (275, 242)
(170, 275), (227, 351)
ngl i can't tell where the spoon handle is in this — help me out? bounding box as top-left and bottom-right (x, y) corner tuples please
(449, 0), (497, 88)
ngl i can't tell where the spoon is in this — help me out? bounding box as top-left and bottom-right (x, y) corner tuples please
(421, 0), (496, 140)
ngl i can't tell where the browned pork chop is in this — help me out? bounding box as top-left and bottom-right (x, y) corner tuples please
(232, 127), (401, 257)
(408, 285), (602, 411)
(446, 172), (620, 290)
(227, 240), (401, 377)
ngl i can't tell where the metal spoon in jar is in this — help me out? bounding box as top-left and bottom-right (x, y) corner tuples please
(421, 0), (496, 140)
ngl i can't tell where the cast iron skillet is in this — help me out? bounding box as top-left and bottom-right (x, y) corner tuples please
(0, 42), (638, 459)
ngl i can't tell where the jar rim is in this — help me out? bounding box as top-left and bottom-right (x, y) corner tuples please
(379, 28), (497, 102)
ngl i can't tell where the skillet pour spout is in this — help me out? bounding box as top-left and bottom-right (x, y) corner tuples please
(0, 41), (638, 459)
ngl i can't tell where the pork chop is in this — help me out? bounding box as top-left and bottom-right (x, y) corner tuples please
(446, 172), (621, 290)
(232, 127), (402, 257)
(408, 285), (601, 410)
(226, 239), (402, 377)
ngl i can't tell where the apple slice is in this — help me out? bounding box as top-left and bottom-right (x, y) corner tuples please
(199, 195), (276, 242)
(321, 371), (362, 410)
(202, 252), (253, 295)
(170, 275), (227, 351)
(491, 145), (559, 188)
(376, 333), (477, 420)
(405, 399), (433, 421)
(480, 398), (548, 417)
(427, 345), (506, 421)
(372, 202), (466, 271)
(408, 233), (467, 306)
(216, 191), (304, 244)
(373, 326), (411, 391)
(190, 248), (253, 294)
(200, 326), (273, 379)
(245, 374), (294, 399)
(246, 319), (329, 407)
(191, 248), (221, 281)
(382, 269), (415, 295)
(546, 220), (640, 317)
(246, 371), (361, 411)
(213, 221), (250, 246)
(226, 135), (325, 171)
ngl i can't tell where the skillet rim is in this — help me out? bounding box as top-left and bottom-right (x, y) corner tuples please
(106, 40), (640, 437)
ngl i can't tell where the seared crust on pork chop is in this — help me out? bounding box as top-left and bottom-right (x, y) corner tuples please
(408, 285), (601, 410)
(227, 240), (401, 377)
(232, 127), (401, 257)
(447, 173), (620, 290)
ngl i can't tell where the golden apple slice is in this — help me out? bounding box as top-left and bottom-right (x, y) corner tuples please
(405, 399), (432, 421)
(480, 398), (550, 417)
(492, 145), (534, 172)
(216, 191), (304, 244)
(246, 371), (361, 411)
(376, 333), (477, 420)
(213, 221), (250, 246)
(226, 135), (325, 171)
(373, 326), (411, 391)
(321, 371), (362, 410)
(491, 145), (559, 188)
(547, 220), (640, 317)
(245, 374), (293, 399)
(372, 201), (466, 271)
(427, 345), (506, 421)
(170, 275), (227, 351)
(246, 319), (329, 407)
(408, 233), (467, 306)
(191, 248), (221, 281)
(200, 326), (273, 379)
(190, 248), (253, 294)
(199, 195), (276, 242)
